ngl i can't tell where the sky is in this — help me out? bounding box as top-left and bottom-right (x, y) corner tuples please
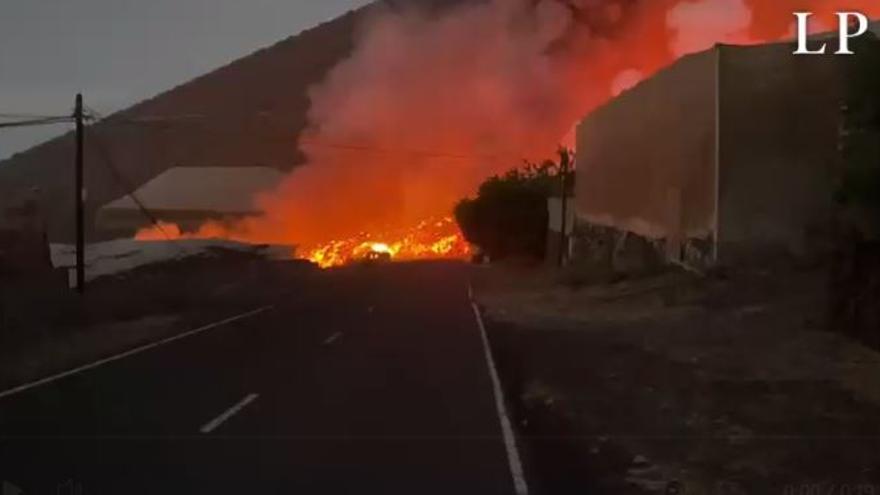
(0, 0), (371, 161)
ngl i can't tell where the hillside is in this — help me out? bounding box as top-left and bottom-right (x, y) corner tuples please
(0, 1), (468, 242)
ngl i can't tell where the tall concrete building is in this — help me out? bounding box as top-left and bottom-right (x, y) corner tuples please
(573, 37), (878, 268)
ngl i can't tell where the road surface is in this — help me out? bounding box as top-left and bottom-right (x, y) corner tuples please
(0, 262), (520, 494)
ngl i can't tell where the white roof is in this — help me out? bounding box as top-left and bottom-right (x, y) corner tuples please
(102, 166), (284, 214)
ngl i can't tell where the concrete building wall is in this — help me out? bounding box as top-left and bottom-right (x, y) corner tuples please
(717, 43), (845, 260)
(573, 38), (875, 267)
(575, 49), (718, 248)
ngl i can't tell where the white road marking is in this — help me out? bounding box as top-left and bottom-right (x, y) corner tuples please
(323, 332), (343, 345)
(0, 306), (274, 401)
(469, 284), (530, 495)
(199, 393), (259, 434)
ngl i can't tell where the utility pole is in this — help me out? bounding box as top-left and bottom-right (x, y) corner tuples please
(558, 148), (570, 268)
(74, 94), (85, 293)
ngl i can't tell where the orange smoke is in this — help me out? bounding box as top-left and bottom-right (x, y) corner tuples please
(135, 220), (255, 244)
(746, 0), (880, 40)
(135, 222), (185, 241)
(140, 0), (879, 267)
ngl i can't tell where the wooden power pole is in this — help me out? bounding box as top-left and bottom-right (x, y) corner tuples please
(74, 94), (85, 293)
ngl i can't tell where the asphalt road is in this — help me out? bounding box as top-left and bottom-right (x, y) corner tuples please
(0, 262), (518, 494)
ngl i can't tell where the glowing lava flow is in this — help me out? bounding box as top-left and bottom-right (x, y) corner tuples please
(134, 216), (471, 268)
(303, 217), (470, 268)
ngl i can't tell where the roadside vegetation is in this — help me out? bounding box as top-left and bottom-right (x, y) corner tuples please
(454, 148), (574, 262)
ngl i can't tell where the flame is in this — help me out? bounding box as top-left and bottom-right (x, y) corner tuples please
(134, 220), (256, 244)
(369, 243), (393, 255)
(135, 221), (184, 241)
(303, 216), (470, 268)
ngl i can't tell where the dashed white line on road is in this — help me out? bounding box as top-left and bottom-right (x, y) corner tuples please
(0, 306), (274, 401)
(323, 332), (343, 345)
(200, 393), (259, 434)
(469, 284), (530, 495)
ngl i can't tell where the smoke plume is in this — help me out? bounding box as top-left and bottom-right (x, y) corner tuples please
(185, 0), (880, 250)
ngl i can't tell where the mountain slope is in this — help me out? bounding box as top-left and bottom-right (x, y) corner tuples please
(0, 5), (369, 241)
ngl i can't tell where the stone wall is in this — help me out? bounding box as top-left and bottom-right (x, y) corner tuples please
(569, 221), (665, 276)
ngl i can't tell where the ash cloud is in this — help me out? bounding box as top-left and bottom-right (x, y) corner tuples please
(214, 0), (879, 247)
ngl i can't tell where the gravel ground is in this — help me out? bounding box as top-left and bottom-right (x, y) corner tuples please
(474, 262), (880, 494)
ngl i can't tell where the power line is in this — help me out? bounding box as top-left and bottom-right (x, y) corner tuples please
(0, 116), (73, 129)
(87, 128), (178, 244)
(89, 113), (528, 161)
(112, 114), (207, 124)
(0, 112), (72, 120)
(82, 105), (104, 122)
(86, 112), (206, 126)
(296, 139), (522, 161)
(4, 106), (541, 161)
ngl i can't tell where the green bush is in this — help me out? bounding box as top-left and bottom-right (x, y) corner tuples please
(455, 149), (574, 261)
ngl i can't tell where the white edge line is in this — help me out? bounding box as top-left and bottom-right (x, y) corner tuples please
(199, 393), (260, 434)
(0, 306), (274, 401)
(469, 284), (529, 495)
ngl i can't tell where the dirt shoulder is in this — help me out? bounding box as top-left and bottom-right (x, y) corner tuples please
(0, 252), (316, 392)
(474, 263), (880, 494)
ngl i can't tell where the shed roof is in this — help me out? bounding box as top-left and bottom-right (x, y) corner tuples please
(101, 166), (284, 214)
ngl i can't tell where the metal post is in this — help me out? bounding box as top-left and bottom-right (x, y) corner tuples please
(75, 94), (85, 293)
(558, 148), (570, 268)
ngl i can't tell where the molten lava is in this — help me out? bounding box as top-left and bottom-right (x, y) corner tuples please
(303, 217), (470, 268)
(135, 216), (471, 268)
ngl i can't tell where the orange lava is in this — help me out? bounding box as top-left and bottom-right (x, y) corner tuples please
(134, 216), (471, 268)
(304, 217), (470, 268)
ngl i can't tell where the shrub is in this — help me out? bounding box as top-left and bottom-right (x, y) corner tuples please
(455, 149), (574, 261)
